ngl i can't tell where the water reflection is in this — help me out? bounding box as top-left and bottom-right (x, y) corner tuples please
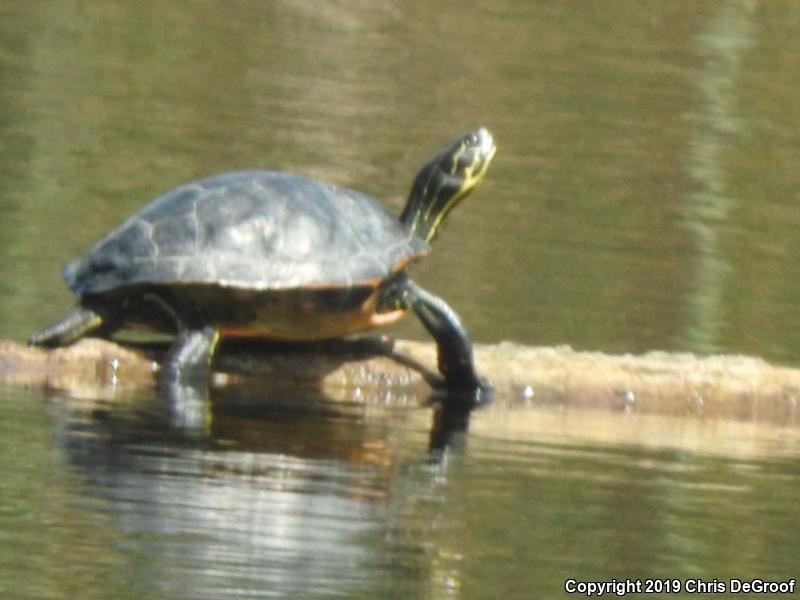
(1, 380), (797, 598)
(62, 385), (441, 598)
(682, 0), (758, 352)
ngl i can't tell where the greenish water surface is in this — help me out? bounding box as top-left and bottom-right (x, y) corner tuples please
(1, 1), (799, 598)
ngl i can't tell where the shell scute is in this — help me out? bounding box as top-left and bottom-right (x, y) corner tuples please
(66, 171), (428, 295)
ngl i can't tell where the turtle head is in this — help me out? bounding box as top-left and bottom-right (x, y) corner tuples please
(400, 127), (496, 243)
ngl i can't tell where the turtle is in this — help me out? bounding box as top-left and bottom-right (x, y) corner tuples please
(30, 127), (496, 392)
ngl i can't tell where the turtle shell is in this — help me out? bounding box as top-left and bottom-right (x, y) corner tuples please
(65, 171), (429, 295)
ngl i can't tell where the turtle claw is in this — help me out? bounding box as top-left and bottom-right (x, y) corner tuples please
(430, 374), (493, 411)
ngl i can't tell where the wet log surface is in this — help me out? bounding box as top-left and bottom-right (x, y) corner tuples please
(1, 336), (799, 426)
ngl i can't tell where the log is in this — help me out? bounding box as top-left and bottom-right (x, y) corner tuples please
(1, 337), (799, 427)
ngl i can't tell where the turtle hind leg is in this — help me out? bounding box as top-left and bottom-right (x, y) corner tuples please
(28, 304), (108, 347)
(161, 325), (220, 383)
(157, 326), (220, 434)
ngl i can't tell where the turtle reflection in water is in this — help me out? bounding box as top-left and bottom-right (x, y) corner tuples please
(30, 128), (497, 399)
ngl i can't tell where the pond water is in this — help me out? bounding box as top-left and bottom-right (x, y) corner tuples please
(2, 0), (800, 598)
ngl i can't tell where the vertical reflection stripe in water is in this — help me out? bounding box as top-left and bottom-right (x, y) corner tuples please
(681, 0), (757, 352)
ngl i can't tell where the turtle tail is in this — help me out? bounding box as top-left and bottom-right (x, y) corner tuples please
(28, 304), (106, 347)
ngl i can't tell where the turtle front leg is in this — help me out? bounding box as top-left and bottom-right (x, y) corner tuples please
(387, 276), (490, 397)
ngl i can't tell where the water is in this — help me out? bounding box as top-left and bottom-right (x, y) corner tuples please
(2, 385), (799, 599)
(2, 0), (800, 598)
